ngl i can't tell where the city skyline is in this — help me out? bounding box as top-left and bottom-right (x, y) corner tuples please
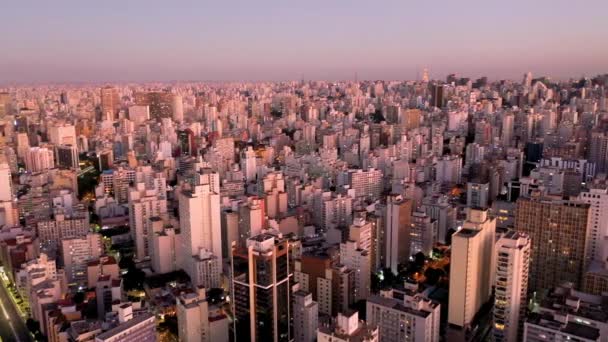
(1, 0), (607, 83)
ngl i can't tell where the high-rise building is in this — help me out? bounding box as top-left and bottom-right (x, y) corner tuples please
(134, 91), (175, 120)
(173, 94), (184, 123)
(37, 211), (90, 250)
(577, 187), (608, 262)
(316, 264), (354, 317)
(0, 162), (12, 202)
(466, 181), (490, 209)
(231, 232), (292, 342)
(55, 144), (79, 169)
(100, 86), (120, 121)
(430, 83), (444, 108)
(515, 196), (591, 291)
(422, 195), (456, 244)
(241, 146), (257, 183)
(48, 123), (76, 146)
(589, 131), (608, 173)
(128, 182), (168, 262)
(128, 105), (150, 125)
(179, 172), (222, 288)
(94, 312), (156, 342)
(177, 286), (229, 342)
(340, 239), (370, 302)
(238, 198), (264, 244)
(342, 168), (383, 201)
(366, 288), (441, 342)
(523, 284), (608, 342)
(0, 92), (11, 117)
(410, 210), (437, 256)
(293, 291), (318, 342)
(178, 129), (196, 157)
(25, 146), (55, 172)
(61, 233), (103, 287)
(435, 155), (462, 184)
(317, 311), (379, 342)
(493, 231), (531, 342)
(501, 113), (514, 148)
(448, 208), (496, 328)
(384, 195), (412, 274)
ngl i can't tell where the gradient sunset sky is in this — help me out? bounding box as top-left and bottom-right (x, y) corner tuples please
(1, 0), (606, 83)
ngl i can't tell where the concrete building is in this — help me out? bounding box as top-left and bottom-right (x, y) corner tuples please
(94, 312), (156, 342)
(448, 208), (496, 328)
(25, 146), (55, 172)
(231, 232), (292, 342)
(410, 210), (437, 256)
(176, 286), (229, 342)
(367, 288), (440, 342)
(578, 187), (608, 262)
(317, 264), (354, 317)
(494, 231), (531, 342)
(179, 171), (222, 288)
(293, 291), (318, 342)
(384, 195), (412, 274)
(340, 239), (370, 302)
(515, 196), (591, 291)
(317, 311), (379, 342)
(466, 181), (490, 209)
(128, 182), (168, 261)
(61, 233), (103, 287)
(524, 284), (608, 342)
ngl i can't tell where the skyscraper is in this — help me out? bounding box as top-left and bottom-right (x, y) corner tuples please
(448, 208), (496, 328)
(292, 291), (318, 342)
(179, 171), (222, 288)
(384, 195), (412, 274)
(100, 86), (119, 120)
(231, 232), (292, 342)
(367, 288), (441, 342)
(589, 131), (608, 173)
(578, 187), (608, 262)
(177, 286), (229, 342)
(134, 91), (175, 121)
(128, 182), (168, 262)
(493, 231), (531, 342)
(515, 195), (590, 291)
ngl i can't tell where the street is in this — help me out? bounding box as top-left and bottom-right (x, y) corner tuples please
(0, 279), (31, 341)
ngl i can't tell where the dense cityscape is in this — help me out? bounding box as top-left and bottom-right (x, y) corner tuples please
(0, 72), (604, 342)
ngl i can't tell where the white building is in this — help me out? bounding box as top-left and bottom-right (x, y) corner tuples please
(366, 288), (441, 342)
(61, 233), (103, 287)
(128, 182), (168, 261)
(179, 171), (222, 288)
(467, 181), (490, 209)
(94, 312), (156, 342)
(435, 155), (462, 185)
(494, 231), (531, 342)
(448, 208), (496, 328)
(25, 146), (55, 172)
(410, 210), (437, 256)
(241, 146), (257, 183)
(293, 291), (318, 342)
(318, 311), (379, 342)
(384, 195), (412, 274)
(177, 287), (229, 342)
(523, 283), (608, 342)
(578, 187), (608, 262)
(0, 162), (12, 201)
(340, 239), (370, 302)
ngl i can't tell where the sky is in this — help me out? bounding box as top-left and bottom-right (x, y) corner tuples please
(1, 0), (607, 83)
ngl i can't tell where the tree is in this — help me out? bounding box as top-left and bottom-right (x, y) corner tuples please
(414, 252), (426, 268)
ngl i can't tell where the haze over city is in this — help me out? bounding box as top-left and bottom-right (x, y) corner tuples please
(2, 0), (608, 83)
(1, 1), (608, 342)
